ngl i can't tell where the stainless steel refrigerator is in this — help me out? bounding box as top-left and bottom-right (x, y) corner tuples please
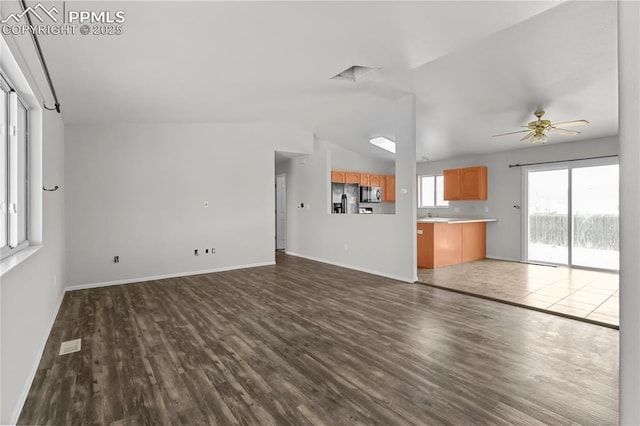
(332, 183), (359, 214)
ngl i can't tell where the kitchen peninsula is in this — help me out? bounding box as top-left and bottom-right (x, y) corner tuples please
(417, 217), (497, 269)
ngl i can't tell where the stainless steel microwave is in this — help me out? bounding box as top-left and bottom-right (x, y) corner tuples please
(360, 186), (382, 203)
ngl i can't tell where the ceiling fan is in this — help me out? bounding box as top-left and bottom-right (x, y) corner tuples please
(492, 110), (589, 144)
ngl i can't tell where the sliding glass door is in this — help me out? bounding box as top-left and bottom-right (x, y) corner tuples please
(527, 169), (569, 264)
(571, 164), (619, 269)
(524, 158), (619, 270)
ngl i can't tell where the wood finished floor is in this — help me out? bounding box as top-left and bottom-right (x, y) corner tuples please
(20, 253), (618, 425)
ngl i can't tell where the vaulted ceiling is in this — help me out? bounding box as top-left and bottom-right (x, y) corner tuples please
(3, 1), (618, 161)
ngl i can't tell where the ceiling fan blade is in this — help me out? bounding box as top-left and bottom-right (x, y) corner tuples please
(492, 129), (531, 137)
(550, 119), (590, 127)
(521, 132), (535, 142)
(551, 127), (581, 136)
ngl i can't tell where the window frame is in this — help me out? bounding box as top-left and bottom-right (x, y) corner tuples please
(418, 174), (449, 208)
(0, 71), (30, 260)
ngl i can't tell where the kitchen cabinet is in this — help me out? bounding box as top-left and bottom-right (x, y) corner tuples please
(331, 170), (396, 202)
(417, 221), (487, 268)
(462, 222), (487, 262)
(345, 172), (360, 184)
(385, 175), (396, 202)
(331, 170), (346, 183)
(443, 169), (461, 200)
(443, 166), (487, 200)
(417, 224), (432, 268)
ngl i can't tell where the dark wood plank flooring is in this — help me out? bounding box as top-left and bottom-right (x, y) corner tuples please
(19, 253), (619, 425)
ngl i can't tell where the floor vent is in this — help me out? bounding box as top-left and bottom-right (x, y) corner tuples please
(59, 339), (82, 356)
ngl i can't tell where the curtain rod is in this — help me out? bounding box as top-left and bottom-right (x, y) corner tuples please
(19, 0), (61, 113)
(508, 154), (618, 168)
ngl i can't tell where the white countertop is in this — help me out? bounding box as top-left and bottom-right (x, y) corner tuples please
(417, 217), (498, 224)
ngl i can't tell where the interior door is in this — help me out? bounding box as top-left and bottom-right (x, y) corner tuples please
(275, 174), (286, 250)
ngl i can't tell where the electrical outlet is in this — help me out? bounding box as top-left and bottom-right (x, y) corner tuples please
(484, 207), (489, 213)
(113, 256), (119, 263)
(454, 207), (460, 213)
(194, 249), (199, 256)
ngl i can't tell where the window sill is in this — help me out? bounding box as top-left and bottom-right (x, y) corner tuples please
(1, 245), (43, 277)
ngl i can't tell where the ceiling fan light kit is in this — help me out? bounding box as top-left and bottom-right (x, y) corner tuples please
(493, 110), (589, 144)
(531, 133), (548, 144)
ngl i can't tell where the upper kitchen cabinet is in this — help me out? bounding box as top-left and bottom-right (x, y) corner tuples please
(370, 175), (381, 186)
(359, 173), (371, 186)
(385, 175), (396, 202)
(331, 170), (346, 183)
(443, 169), (461, 200)
(345, 172), (360, 184)
(332, 170), (361, 184)
(443, 166), (487, 200)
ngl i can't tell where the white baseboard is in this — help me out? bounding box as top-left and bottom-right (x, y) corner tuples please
(10, 289), (65, 425)
(65, 261), (276, 292)
(285, 251), (415, 283)
(486, 255), (521, 263)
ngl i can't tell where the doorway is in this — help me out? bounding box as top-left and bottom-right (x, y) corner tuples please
(275, 173), (286, 250)
(523, 158), (619, 270)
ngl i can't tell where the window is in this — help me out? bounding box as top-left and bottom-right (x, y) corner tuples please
(1, 72), (30, 259)
(418, 174), (449, 208)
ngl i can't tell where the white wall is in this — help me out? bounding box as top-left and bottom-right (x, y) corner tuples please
(0, 41), (66, 423)
(618, 0), (640, 423)
(281, 95), (417, 282)
(416, 136), (619, 261)
(64, 123), (312, 287)
(318, 139), (395, 175)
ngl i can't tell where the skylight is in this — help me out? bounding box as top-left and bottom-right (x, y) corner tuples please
(369, 136), (395, 154)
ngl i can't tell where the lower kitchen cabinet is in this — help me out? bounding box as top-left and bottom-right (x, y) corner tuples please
(417, 222), (486, 269)
(462, 222), (487, 262)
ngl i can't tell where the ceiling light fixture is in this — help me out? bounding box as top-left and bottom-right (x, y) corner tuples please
(531, 133), (548, 144)
(369, 136), (395, 154)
